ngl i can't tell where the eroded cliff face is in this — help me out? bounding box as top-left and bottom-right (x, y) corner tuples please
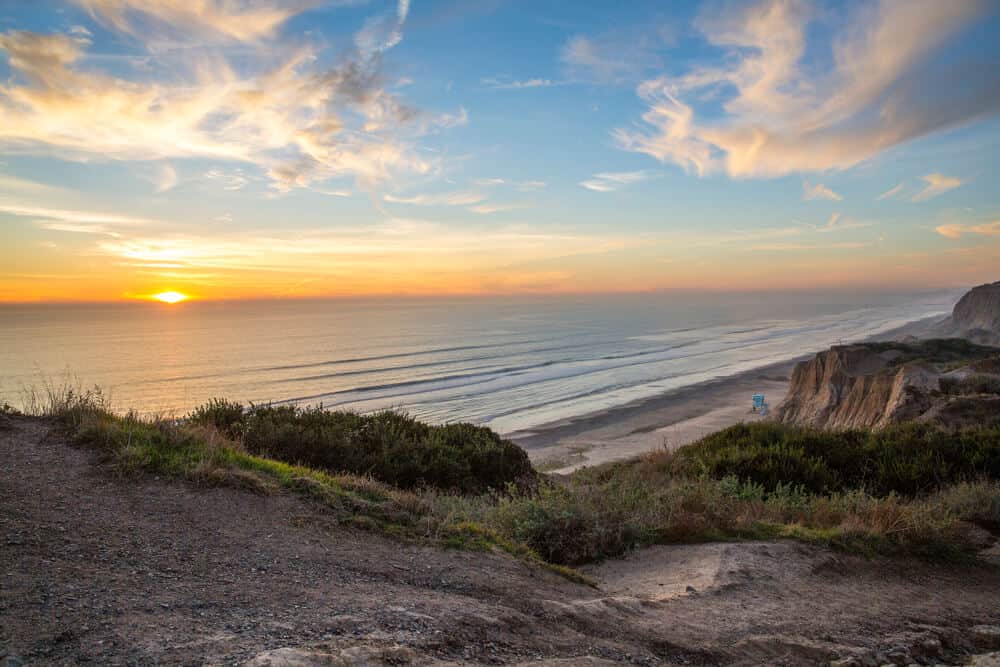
(774, 340), (1000, 430)
(773, 345), (937, 430)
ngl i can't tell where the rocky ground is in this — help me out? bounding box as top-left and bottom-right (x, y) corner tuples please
(2, 415), (1000, 666)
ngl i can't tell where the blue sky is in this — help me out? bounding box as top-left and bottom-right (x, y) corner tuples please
(1, 0), (999, 301)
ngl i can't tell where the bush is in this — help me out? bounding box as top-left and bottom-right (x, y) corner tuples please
(188, 398), (245, 437)
(939, 374), (1000, 396)
(188, 401), (535, 494)
(669, 422), (1000, 496)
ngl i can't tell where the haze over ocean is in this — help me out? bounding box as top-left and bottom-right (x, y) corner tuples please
(1, 290), (957, 433)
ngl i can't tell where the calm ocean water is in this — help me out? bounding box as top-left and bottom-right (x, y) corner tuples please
(0, 290), (958, 434)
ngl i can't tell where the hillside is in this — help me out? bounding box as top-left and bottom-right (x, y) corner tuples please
(3, 414), (1000, 666)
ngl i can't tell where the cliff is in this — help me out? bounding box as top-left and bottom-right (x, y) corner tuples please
(932, 281), (1000, 345)
(774, 339), (1000, 430)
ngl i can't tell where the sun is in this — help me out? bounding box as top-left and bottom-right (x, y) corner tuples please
(150, 291), (190, 304)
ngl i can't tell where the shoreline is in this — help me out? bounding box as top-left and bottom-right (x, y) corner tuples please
(511, 314), (944, 474)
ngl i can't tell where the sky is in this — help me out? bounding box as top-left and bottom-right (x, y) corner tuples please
(1, 0), (999, 302)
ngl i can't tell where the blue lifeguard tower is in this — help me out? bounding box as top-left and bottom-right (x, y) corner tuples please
(751, 393), (766, 413)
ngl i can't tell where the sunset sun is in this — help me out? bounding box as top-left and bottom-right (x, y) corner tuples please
(151, 291), (189, 304)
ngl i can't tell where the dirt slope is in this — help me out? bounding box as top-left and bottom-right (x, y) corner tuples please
(3, 416), (1000, 666)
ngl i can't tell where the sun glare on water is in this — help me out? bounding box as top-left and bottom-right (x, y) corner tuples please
(151, 291), (190, 304)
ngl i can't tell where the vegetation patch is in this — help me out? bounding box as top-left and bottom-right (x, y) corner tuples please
(663, 421), (1000, 496)
(27, 387), (1000, 571)
(189, 400), (534, 494)
(864, 338), (999, 370)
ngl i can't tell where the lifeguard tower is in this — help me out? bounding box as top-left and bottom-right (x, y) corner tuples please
(751, 393), (768, 415)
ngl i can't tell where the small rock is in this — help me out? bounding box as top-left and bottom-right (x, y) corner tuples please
(974, 626), (1000, 650)
(830, 658), (861, 667)
(886, 649), (910, 666)
(0, 656), (26, 667)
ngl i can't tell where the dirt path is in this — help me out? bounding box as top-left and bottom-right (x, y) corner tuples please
(3, 416), (1000, 666)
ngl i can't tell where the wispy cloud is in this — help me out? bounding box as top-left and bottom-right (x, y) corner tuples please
(816, 212), (873, 233)
(518, 180), (546, 191)
(0, 199), (157, 237)
(473, 178), (505, 186)
(912, 173), (962, 202)
(802, 181), (842, 201)
(750, 241), (866, 251)
(0, 0), (449, 192)
(561, 24), (675, 84)
(482, 77), (555, 90)
(384, 191), (486, 206)
(935, 220), (1000, 239)
(467, 203), (520, 215)
(204, 168), (250, 191)
(876, 182), (905, 201)
(615, 0), (999, 178)
(148, 164), (178, 193)
(580, 171), (648, 192)
(73, 0), (313, 44)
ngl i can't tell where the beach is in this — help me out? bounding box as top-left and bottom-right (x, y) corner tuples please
(514, 315), (943, 474)
(512, 359), (796, 473)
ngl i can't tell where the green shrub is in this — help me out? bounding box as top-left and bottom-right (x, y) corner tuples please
(188, 398), (245, 437)
(188, 401), (535, 494)
(670, 422), (1000, 496)
(939, 374), (1000, 396)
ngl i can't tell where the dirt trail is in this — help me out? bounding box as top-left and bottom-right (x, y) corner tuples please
(3, 416), (1000, 666)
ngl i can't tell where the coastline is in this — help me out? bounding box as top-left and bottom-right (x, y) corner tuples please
(510, 314), (945, 474)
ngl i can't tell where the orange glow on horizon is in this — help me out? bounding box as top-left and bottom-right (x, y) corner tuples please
(150, 291), (190, 304)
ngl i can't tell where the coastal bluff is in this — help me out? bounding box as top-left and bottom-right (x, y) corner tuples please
(775, 281), (1000, 430)
(933, 280), (1000, 345)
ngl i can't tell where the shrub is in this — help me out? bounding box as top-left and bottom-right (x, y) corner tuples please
(669, 422), (1000, 496)
(939, 374), (1000, 396)
(188, 398), (245, 437)
(188, 401), (535, 494)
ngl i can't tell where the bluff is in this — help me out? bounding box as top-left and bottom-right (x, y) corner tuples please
(932, 281), (1000, 345)
(773, 339), (1000, 430)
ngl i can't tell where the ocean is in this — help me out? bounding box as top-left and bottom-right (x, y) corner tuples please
(0, 290), (958, 434)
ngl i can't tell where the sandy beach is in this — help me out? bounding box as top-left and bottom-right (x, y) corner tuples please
(511, 315), (943, 474)
(510, 359), (797, 473)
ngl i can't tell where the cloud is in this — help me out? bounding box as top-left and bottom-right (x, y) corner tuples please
(580, 171), (648, 192)
(803, 181), (842, 201)
(434, 106), (469, 129)
(473, 178), (505, 186)
(876, 182), (905, 201)
(517, 180), (546, 191)
(750, 241), (866, 251)
(72, 0), (313, 44)
(912, 172), (962, 201)
(0, 198), (157, 236)
(467, 203), (520, 215)
(482, 77), (555, 90)
(817, 212), (872, 233)
(615, 0), (999, 179)
(149, 164), (178, 193)
(935, 220), (1000, 239)
(384, 191), (486, 206)
(0, 1), (446, 192)
(561, 24), (675, 84)
(204, 168), (249, 191)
